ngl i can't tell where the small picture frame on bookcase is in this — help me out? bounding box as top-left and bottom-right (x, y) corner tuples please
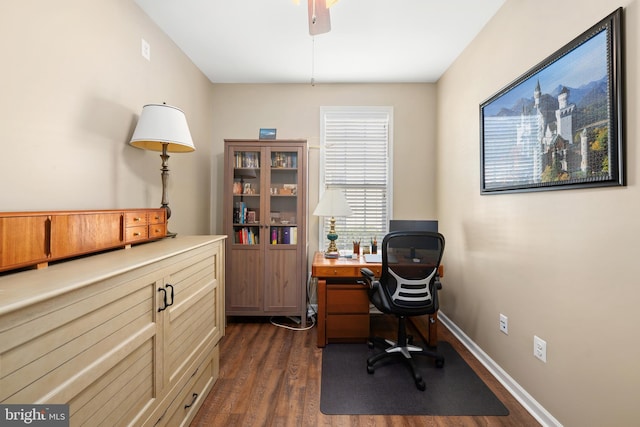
(259, 128), (277, 139)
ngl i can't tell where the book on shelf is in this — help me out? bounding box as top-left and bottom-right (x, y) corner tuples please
(235, 226), (259, 244)
(234, 201), (247, 224)
(269, 226), (297, 245)
(235, 152), (260, 168)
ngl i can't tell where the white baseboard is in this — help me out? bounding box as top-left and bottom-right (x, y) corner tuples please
(438, 312), (563, 427)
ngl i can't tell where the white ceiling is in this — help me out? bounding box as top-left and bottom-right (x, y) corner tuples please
(134, 0), (505, 84)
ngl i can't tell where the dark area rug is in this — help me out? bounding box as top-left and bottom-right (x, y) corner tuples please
(320, 341), (509, 416)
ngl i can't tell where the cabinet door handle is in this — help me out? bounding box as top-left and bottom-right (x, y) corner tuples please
(157, 287), (168, 312)
(166, 284), (175, 307)
(184, 393), (198, 409)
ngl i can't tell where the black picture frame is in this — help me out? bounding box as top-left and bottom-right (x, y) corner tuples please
(480, 8), (624, 194)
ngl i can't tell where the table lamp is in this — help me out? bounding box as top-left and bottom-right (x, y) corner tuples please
(129, 103), (195, 237)
(313, 188), (352, 258)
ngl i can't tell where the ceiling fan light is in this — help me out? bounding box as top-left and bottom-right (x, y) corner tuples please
(308, 0), (331, 35)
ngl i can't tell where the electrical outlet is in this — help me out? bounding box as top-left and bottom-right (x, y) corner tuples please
(534, 335), (547, 362)
(499, 313), (508, 334)
(141, 38), (151, 61)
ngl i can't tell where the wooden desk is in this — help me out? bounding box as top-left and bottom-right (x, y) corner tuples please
(312, 252), (443, 348)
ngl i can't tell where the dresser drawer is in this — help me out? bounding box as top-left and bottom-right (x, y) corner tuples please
(165, 346), (219, 427)
(149, 209), (166, 225)
(149, 223), (167, 238)
(125, 211), (149, 227)
(125, 225), (149, 242)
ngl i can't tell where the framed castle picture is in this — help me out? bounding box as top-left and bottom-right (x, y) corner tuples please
(480, 8), (624, 194)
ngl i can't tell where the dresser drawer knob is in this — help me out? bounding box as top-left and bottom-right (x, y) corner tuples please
(133, 232), (141, 236)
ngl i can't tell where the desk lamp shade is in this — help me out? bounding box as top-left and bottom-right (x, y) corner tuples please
(313, 188), (352, 258)
(129, 104), (195, 237)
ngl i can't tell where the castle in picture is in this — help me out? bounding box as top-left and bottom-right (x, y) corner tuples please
(483, 76), (610, 189)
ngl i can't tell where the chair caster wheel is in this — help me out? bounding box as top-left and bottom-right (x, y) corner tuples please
(435, 357), (445, 368)
(367, 340), (374, 349)
(367, 364), (375, 374)
(416, 379), (426, 391)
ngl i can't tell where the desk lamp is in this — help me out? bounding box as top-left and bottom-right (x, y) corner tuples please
(313, 188), (352, 258)
(129, 103), (195, 237)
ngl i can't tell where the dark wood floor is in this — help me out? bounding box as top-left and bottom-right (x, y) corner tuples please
(191, 315), (540, 426)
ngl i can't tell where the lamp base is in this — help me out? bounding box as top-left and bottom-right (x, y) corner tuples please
(324, 251), (340, 259)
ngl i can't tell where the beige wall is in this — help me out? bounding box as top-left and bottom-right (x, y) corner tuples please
(1, 0), (215, 235)
(437, 0), (639, 425)
(209, 84), (438, 254)
(5, 0), (639, 425)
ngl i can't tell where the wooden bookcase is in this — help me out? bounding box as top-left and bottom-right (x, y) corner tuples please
(223, 139), (308, 324)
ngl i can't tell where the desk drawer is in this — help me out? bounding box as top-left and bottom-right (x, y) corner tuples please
(315, 265), (382, 278)
(327, 314), (369, 339)
(327, 288), (369, 314)
(315, 266), (361, 277)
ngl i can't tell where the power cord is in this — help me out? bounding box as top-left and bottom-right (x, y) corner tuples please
(270, 315), (316, 331)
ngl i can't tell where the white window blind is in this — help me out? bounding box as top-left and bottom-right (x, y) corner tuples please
(319, 107), (393, 251)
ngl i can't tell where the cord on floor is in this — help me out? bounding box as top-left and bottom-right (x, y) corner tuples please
(269, 315), (316, 331)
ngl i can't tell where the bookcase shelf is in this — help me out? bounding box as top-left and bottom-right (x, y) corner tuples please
(223, 139), (307, 323)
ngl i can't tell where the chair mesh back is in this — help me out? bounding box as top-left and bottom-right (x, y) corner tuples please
(381, 231), (445, 310)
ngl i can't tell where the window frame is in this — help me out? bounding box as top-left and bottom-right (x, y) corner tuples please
(318, 106), (394, 252)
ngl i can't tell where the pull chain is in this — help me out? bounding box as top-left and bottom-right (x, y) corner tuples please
(311, 36), (316, 86)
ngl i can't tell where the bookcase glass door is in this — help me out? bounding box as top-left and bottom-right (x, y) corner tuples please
(268, 150), (299, 246)
(233, 150), (261, 245)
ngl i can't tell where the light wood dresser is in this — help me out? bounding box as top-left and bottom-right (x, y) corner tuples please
(0, 235), (226, 426)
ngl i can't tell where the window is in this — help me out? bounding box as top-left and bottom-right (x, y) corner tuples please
(319, 106), (393, 251)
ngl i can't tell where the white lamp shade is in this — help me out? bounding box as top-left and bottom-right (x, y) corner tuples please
(129, 104), (195, 152)
(313, 188), (353, 217)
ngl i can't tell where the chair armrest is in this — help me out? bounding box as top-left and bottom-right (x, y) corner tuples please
(360, 268), (378, 290)
(435, 274), (442, 290)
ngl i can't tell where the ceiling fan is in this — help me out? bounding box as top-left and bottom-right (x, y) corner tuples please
(294, 0), (340, 35)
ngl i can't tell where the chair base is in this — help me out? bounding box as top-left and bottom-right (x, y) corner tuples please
(367, 316), (444, 391)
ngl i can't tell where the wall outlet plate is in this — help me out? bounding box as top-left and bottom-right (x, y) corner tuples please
(499, 313), (508, 334)
(534, 335), (547, 362)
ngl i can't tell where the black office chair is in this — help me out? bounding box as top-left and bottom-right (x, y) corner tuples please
(360, 231), (445, 391)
